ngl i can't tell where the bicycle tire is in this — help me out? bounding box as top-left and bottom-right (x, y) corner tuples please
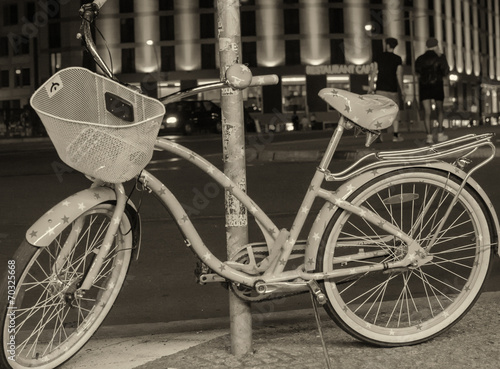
(1, 203), (133, 368)
(316, 168), (494, 346)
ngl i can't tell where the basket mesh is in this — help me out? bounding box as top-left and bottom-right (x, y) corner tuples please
(30, 67), (165, 183)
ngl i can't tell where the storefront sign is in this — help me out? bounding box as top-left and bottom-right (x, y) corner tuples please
(306, 63), (376, 75)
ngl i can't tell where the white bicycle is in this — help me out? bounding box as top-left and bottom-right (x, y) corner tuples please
(1, 2), (499, 368)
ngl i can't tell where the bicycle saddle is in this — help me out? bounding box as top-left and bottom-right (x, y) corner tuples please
(318, 88), (398, 131)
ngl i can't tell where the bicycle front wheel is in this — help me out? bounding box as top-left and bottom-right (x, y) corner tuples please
(316, 168), (494, 346)
(1, 203), (133, 369)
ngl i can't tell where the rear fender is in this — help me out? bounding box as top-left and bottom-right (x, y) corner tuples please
(26, 187), (141, 254)
(305, 162), (500, 271)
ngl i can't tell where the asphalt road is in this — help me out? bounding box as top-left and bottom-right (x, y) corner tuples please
(1, 131), (499, 328)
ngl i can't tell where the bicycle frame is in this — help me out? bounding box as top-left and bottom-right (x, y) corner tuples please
(128, 117), (465, 289)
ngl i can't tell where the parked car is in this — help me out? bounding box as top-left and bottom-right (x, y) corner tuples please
(159, 100), (257, 135)
(160, 100), (222, 135)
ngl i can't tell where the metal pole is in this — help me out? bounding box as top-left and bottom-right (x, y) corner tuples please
(216, 0), (252, 356)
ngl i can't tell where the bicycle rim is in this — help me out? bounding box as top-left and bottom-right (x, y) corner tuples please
(317, 168), (493, 346)
(2, 204), (132, 368)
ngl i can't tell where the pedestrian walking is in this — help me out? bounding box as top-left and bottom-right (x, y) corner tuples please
(415, 37), (450, 144)
(371, 37), (405, 142)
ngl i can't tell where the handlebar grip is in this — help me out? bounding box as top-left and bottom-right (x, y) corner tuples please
(249, 75), (279, 87)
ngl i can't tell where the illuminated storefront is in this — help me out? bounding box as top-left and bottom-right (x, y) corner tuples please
(1, 0), (500, 136)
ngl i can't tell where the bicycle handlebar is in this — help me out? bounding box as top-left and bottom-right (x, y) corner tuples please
(78, 12), (113, 79)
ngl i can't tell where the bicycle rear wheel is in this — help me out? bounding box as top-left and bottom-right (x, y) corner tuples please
(316, 168), (494, 346)
(1, 203), (133, 369)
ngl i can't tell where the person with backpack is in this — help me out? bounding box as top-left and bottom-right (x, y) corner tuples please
(415, 38), (450, 144)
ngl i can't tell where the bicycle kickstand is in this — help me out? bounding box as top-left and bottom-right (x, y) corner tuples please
(307, 280), (332, 369)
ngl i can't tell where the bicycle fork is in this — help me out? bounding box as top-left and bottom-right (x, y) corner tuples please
(51, 183), (128, 293)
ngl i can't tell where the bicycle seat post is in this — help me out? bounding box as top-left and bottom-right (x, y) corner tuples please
(318, 116), (348, 171)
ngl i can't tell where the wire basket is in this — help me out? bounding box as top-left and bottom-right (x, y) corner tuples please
(30, 67), (165, 183)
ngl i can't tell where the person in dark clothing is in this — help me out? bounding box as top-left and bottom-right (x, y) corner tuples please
(371, 37), (405, 142)
(415, 38), (450, 144)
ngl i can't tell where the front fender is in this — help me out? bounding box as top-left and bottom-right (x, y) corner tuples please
(305, 162), (500, 271)
(26, 186), (140, 248)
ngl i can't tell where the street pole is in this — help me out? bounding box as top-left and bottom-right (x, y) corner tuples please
(216, 0), (252, 356)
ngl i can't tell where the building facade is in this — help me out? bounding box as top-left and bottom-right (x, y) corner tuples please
(1, 0), (500, 136)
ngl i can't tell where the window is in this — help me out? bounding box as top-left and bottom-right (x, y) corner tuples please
(3, 4), (18, 25)
(120, 18), (135, 43)
(119, 0), (134, 13)
(241, 11), (256, 37)
(15, 68), (30, 87)
(199, 0), (214, 8)
(282, 75), (306, 113)
(200, 13), (215, 39)
(284, 9), (300, 34)
(371, 39), (383, 61)
(428, 15), (435, 37)
(201, 44), (216, 70)
(0, 70), (9, 88)
(285, 40), (301, 65)
(369, 9), (383, 35)
(242, 41), (257, 67)
(48, 23), (61, 48)
(0, 37), (8, 57)
(329, 8), (344, 34)
(160, 16), (174, 41)
(161, 46), (175, 72)
(121, 48), (135, 73)
(330, 39), (345, 64)
(25, 2), (36, 22)
(12, 35), (29, 56)
(159, 1), (173, 11)
(50, 52), (62, 74)
(405, 41), (412, 66)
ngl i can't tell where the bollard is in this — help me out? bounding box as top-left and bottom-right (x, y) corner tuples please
(216, 0), (253, 356)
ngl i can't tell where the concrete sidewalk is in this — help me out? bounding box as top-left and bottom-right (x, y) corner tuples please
(64, 291), (500, 369)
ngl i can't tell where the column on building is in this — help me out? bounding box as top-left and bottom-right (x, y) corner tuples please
(255, 0), (284, 67)
(413, 0), (429, 60)
(174, 0), (200, 71)
(300, 0), (329, 66)
(382, 0), (405, 63)
(472, 0), (480, 76)
(433, 0), (444, 47)
(343, 0), (370, 64)
(134, 0), (159, 73)
(454, 0), (463, 73)
(463, 0), (473, 75)
(96, 0), (121, 73)
(494, 0), (500, 80)
(444, 0), (454, 70)
(487, 0), (495, 79)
